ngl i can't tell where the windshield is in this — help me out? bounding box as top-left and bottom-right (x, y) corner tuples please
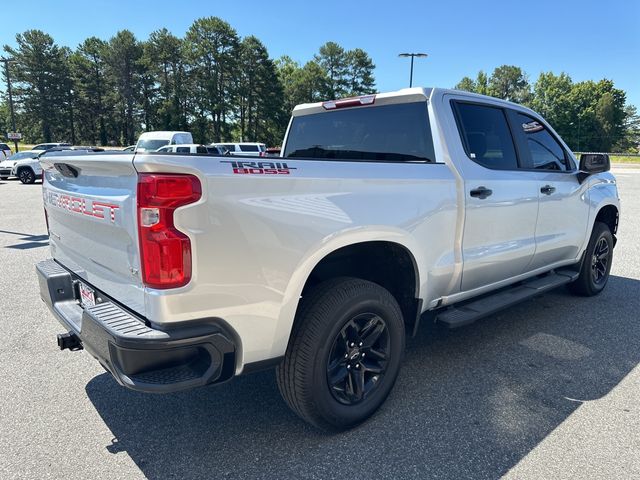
(137, 139), (170, 151)
(6, 152), (36, 161)
(284, 102), (436, 162)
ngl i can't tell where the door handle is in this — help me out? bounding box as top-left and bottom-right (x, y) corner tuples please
(540, 185), (556, 195)
(470, 186), (493, 199)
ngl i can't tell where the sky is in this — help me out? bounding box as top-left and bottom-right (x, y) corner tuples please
(1, 0), (638, 107)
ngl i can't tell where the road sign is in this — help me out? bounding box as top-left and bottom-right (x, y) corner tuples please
(7, 132), (22, 140)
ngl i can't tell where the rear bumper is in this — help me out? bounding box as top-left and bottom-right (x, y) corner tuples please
(36, 259), (236, 393)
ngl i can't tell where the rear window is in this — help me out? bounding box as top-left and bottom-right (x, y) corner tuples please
(453, 102), (519, 170)
(284, 102), (435, 162)
(283, 102), (436, 162)
(239, 144), (260, 152)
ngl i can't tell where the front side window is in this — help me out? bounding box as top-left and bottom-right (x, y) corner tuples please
(176, 147), (190, 153)
(453, 102), (519, 170)
(284, 102), (436, 163)
(515, 113), (570, 171)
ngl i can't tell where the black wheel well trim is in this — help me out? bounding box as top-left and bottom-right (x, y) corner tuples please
(594, 204), (619, 239)
(297, 240), (422, 336)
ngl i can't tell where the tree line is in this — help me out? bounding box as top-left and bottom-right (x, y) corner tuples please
(0, 17), (375, 147)
(455, 66), (639, 152)
(2, 20), (638, 153)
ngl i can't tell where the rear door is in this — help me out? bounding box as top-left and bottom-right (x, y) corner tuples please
(508, 110), (590, 268)
(41, 152), (146, 315)
(450, 99), (540, 291)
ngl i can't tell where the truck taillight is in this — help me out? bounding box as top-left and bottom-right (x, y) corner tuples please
(137, 173), (201, 289)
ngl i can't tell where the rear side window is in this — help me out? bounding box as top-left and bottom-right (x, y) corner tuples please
(176, 147), (190, 153)
(515, 113), (570, 171)
(239, 144), (259, 152)
(453, 102), (518, 170)
(284, 102), (436, 163)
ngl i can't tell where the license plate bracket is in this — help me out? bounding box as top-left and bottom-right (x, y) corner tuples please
(78, 281), (96, 308)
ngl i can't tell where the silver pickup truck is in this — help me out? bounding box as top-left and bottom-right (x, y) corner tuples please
(36, 87), (619, 430)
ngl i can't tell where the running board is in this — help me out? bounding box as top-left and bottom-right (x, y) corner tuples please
(435, 270), (579, 329)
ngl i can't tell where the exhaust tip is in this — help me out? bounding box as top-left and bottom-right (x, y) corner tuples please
(57, 332), (83, 351)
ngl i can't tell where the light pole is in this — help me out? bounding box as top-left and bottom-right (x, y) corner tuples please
(398, 52), (428, 88)
(69, 88), (76, 145)
(1, 57), (18, 152)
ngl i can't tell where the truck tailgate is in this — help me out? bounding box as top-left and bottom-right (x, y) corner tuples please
(41, 152), (146, 316)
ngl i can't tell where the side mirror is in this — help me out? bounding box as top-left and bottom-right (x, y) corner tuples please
(578, 153), (610, 183)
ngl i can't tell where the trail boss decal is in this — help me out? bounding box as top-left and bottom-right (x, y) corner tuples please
(43, 189), (120, 223)
(221, 160), (297, 175)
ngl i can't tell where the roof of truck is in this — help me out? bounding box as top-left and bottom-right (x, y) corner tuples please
(291, 87), (532, 117)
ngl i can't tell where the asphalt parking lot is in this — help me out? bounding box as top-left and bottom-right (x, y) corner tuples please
(1, 166), (639, 480)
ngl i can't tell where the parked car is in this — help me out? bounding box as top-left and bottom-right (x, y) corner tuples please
(212, 142), (267, 156)
(265, 146), (281, 156)
(0, 142), (13, 158)
(32, 142), (71, 151)
(156, 144), (210, 154)
(37, 87), (619, 431)
(206, 145), (229, 155)
(0, 151), (38, 180)
(12, 146), (104, 184)
(135, 131), (193, 152)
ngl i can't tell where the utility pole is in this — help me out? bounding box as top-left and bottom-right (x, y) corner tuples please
(398, 53), (428, 88)
(1, 57), (18, 153)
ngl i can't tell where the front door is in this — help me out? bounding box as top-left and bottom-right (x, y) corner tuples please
(508, 111), (590, 268)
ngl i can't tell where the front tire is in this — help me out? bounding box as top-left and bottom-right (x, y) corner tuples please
(18, 168), (36, 184)
(277, 277), (405, 431)
(569, 221), (614, 296)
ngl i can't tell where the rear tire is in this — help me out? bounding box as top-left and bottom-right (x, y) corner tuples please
(18, 168), (35, 184)
(276, 277), (405, 431)
(568, 221), (613, 296)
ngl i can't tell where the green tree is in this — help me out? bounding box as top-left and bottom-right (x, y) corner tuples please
(276, 57), (330, 112)
(4, 30), (71, 142)
(105, 30), (143, 145)
(530, 72), (574, 144)
(70, 37), (111, 145)
(488, 65), (531, 104)
(236, 36), (285, 144)
(143, 28), (185, 130)
(454, 76), (476, 92)
(345, 48), (375, 95)
(184, 17), (240, 142)
(315, 41), (348, 98)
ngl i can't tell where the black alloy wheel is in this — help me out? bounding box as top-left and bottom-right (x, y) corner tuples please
(326, 313), (390, 405)
(19, 168), (35, 184)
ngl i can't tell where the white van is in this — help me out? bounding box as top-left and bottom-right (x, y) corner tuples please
(135, 131), (193, 152)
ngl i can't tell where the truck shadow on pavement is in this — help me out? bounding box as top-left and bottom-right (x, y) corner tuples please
(0, 229), (49, 250)
(86, 274), (640, 480)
